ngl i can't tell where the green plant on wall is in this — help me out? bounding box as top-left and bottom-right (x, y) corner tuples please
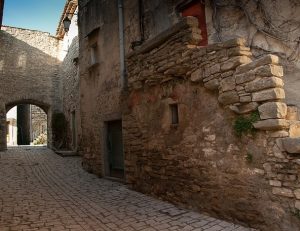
(234, 111), (260, 137)
(292, 209), (300, 219)
(245, 152), (253, 163)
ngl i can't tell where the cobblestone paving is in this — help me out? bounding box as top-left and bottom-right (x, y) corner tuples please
(0, 147), (257, 231)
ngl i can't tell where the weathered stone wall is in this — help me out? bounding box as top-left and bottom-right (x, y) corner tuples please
(60, 35), (80, 150)
(31, 105), (47, 143)
(78, 0), (185, 174)
(78, 0), (122, 173)
(77, 1), (300, 229)
(124, 17), (300, 230)
(0, 26), (62, 149)
(205, 0), (300, 110)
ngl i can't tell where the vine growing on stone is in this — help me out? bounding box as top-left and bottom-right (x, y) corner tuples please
(233, 111), (260, 137)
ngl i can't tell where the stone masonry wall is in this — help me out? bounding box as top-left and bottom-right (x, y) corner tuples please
(78, 0), (122, 173)
(60, 36), (81, 150)
(31, 105), (47, 143)
(0, 26), (62, 150)
(205, 0), (300, 110)
(124, 17), (300, 230)
(78, 0), (186, 174)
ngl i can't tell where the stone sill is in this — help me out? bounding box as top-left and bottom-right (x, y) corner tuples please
(88, 62), (100, 70)
(127, 17), (198, 58)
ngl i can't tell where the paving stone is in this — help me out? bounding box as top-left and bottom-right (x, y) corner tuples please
(0, 147), (256, 231)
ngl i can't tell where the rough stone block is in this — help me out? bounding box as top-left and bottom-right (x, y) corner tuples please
(269, 131), (289, 138)
(245, 77), (283, 93)
(221, 70), (234, 78)
(209, 63), (221, 75)
(218, 91), (239, 105)
(273, 144), (286, 158)
(296, 201), (300, 210)
(185, 16), (200, 27)
(220, 56), (252, 72)
(229, 102), (258, 114)
(239, 95), (252, 103)
(236, 54), (280, 74)
(222, 38), (246, 48)
(254, 64), (283, 77)
(253, 119), (289, 130)
(289, 122), (300, 138)
(228, 47), (252, 57)
(270, 180), (282, 187)
(254, 168), (265, 175)
(252, 88), (285, 102)
(190, 69), (203, 82)
(258, 102), (287, 119)
(235, 71), (256, 84)
(294, 189), (300, 199)
(272, 187), (294, 198)
(204, 79), (219, 90)
(220, 76), (235, 92)
(281, 138), (300, 154)
(286, 106), (299, 121)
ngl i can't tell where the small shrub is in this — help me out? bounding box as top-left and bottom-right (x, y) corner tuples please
(234, 111), (260, 137)
(292, 209), (300, 219)
(245, 152), (253, 163)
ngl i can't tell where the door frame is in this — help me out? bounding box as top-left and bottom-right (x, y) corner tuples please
(102, 115), (125, 180)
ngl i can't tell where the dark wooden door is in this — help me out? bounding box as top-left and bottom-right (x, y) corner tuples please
(107, 120), (124, 178)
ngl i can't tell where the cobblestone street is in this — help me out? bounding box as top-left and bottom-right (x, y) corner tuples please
(0, 147), (256, 231)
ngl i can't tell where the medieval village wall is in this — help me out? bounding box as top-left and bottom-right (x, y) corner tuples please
(78, 0), (183, 173)
(0, 26), (62, 149)
(78, 0), (122, 173)
(124, 17), (300, 230)
(77, 1), (300, 230)
(60, 35), (81, 150)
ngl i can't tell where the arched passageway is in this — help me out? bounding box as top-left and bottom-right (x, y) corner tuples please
(0, 99), (54, 151)
(6, 104), (48, 146)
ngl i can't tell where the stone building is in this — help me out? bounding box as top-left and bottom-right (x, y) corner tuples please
(0, 0), (79, 151)
(78, 0), (300, 230)
(56, 0), (80, 151)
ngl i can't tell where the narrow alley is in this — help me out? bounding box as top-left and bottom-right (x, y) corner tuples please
(0, 147), (254, 231)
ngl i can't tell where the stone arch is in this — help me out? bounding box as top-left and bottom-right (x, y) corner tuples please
(0, 98), (54, 151)
(6, 99), (50, 114)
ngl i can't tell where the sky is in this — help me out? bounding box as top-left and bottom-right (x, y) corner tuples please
(3, 0), (66, 35)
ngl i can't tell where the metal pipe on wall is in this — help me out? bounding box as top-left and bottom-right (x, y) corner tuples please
(118, 0), (127, 90)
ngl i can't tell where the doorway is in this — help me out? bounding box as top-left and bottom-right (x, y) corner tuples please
(71, 111), (77, 150)
(106, 120), (124, 179)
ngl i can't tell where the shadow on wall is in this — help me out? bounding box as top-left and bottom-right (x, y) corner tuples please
(0, 29), (61, 108)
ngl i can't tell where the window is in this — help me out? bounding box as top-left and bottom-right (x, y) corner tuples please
(87, 27), (100, 68)
(90, 43), (98, 66)
(170, 104), (179, 125)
